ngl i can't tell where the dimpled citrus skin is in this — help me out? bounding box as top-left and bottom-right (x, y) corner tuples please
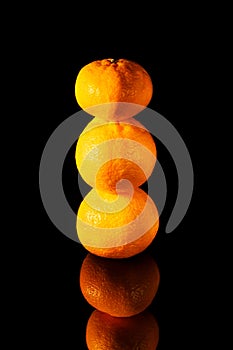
(75, 117), (157, 193)
(80, 252), (160, 318)
(77, 187), (159, 259)
(75, 58), (153, 112)
(86, 309), (159, 350)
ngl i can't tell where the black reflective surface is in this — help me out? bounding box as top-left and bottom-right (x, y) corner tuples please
(37, 224), (201, 348)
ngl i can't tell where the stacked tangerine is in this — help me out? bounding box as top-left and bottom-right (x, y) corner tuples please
(75, 58), (159, 259)
(75, 58), (160, 349)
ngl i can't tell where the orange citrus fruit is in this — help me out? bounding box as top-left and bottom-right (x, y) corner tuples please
(75, 117), (157, 193)
(86, 309), (159, 350)
(80, 252), (160, 317)
(77, 187), (159, 259)
(75, 58), (153, 121)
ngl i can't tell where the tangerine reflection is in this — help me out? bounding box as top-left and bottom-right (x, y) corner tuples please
(79, 252), (160, 317)
(86, 309), (159, 350)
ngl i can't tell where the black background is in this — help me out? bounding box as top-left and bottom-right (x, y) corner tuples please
(36, 44), (206, 348)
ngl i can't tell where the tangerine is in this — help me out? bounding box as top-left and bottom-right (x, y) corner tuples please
(80, 252), (160, 317)
(75, 58), (153, 121)
(86, 309), (159, 350)
(75, 117), (156, 193)
(77, 187), (159, 258)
